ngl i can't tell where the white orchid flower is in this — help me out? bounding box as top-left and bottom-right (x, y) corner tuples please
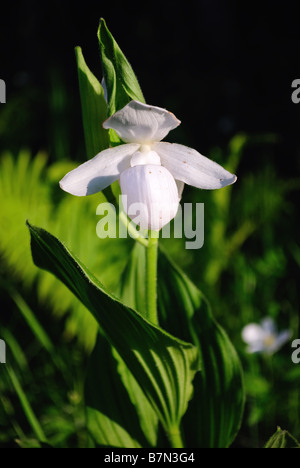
(242, 318), (291, 355)
(60, 100), (237, 230)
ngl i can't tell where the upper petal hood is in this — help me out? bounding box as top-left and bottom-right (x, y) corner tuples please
(103, 100), (181, 144)
(154, 142), (237, 190)
(59, 143), (139, 196)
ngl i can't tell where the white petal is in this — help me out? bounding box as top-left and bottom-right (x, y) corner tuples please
(130, 150), (161, 167)
(261, 318), (276, 335)
(120, 165), (179, 231)
(153, 142), (237, 189)
(242, 324), (265, 344)
(60, 144), (139, 196)
(272, 330), (291, 352)
(103, 100), (181, 144)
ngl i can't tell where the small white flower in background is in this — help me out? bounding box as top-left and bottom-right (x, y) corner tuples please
(60, 100), (237, 230)
(242, 318), (291, 355)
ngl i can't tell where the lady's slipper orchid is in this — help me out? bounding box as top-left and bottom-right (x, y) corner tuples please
(60, 100), (237, 230)
(242, 318), (291, 354)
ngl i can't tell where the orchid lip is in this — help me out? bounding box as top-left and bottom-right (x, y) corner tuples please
(120, 164), (179, 231)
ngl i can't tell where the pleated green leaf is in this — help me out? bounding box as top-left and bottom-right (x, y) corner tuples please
(112, 242), (158, 445)
(264, 427), (300, 448)
(85, 333), (158, 448)
(115, 242), (244, 447)
(98, 18), (145, 117)
(157, 249), (245, 448)
(112, 347), (159, 447)
(117, 242), (147, 314)
(75, 46), (109, 158)
(27, 223), (200, 438)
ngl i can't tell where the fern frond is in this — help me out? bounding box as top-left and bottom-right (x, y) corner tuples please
(0, 151), (132, 350)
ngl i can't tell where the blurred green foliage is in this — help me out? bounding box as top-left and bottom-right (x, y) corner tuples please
(0, 150), (133, 349)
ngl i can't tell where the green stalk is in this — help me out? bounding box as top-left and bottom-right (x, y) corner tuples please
(146, 231), (159, 324)
(145, 233), (184, 447)
(6, 365), (47, 443)
(167, 426), (184, 448)
(119, 210), (149, 247)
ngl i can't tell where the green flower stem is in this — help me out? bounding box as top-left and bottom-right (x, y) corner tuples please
(167, 426), (184, 448)
(145, 234), (184, 447)
(119, 211), (149, 247)
(6, 365), (47, 443)
(146, 231), (159, 324)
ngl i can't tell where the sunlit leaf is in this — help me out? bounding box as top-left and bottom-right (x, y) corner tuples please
(75, 46), (109, 157)
(85, 334), (158, 448)
(115, 241), (245, 448)
(117, 242), (146, 314)
(27, 223), (200, 439)
(157, 248), (245, 448)
(0, 151), (131, 350)
(98, 18), (145, 117)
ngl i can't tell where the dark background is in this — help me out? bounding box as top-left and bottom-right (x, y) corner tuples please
(1, 0), (300, 174)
